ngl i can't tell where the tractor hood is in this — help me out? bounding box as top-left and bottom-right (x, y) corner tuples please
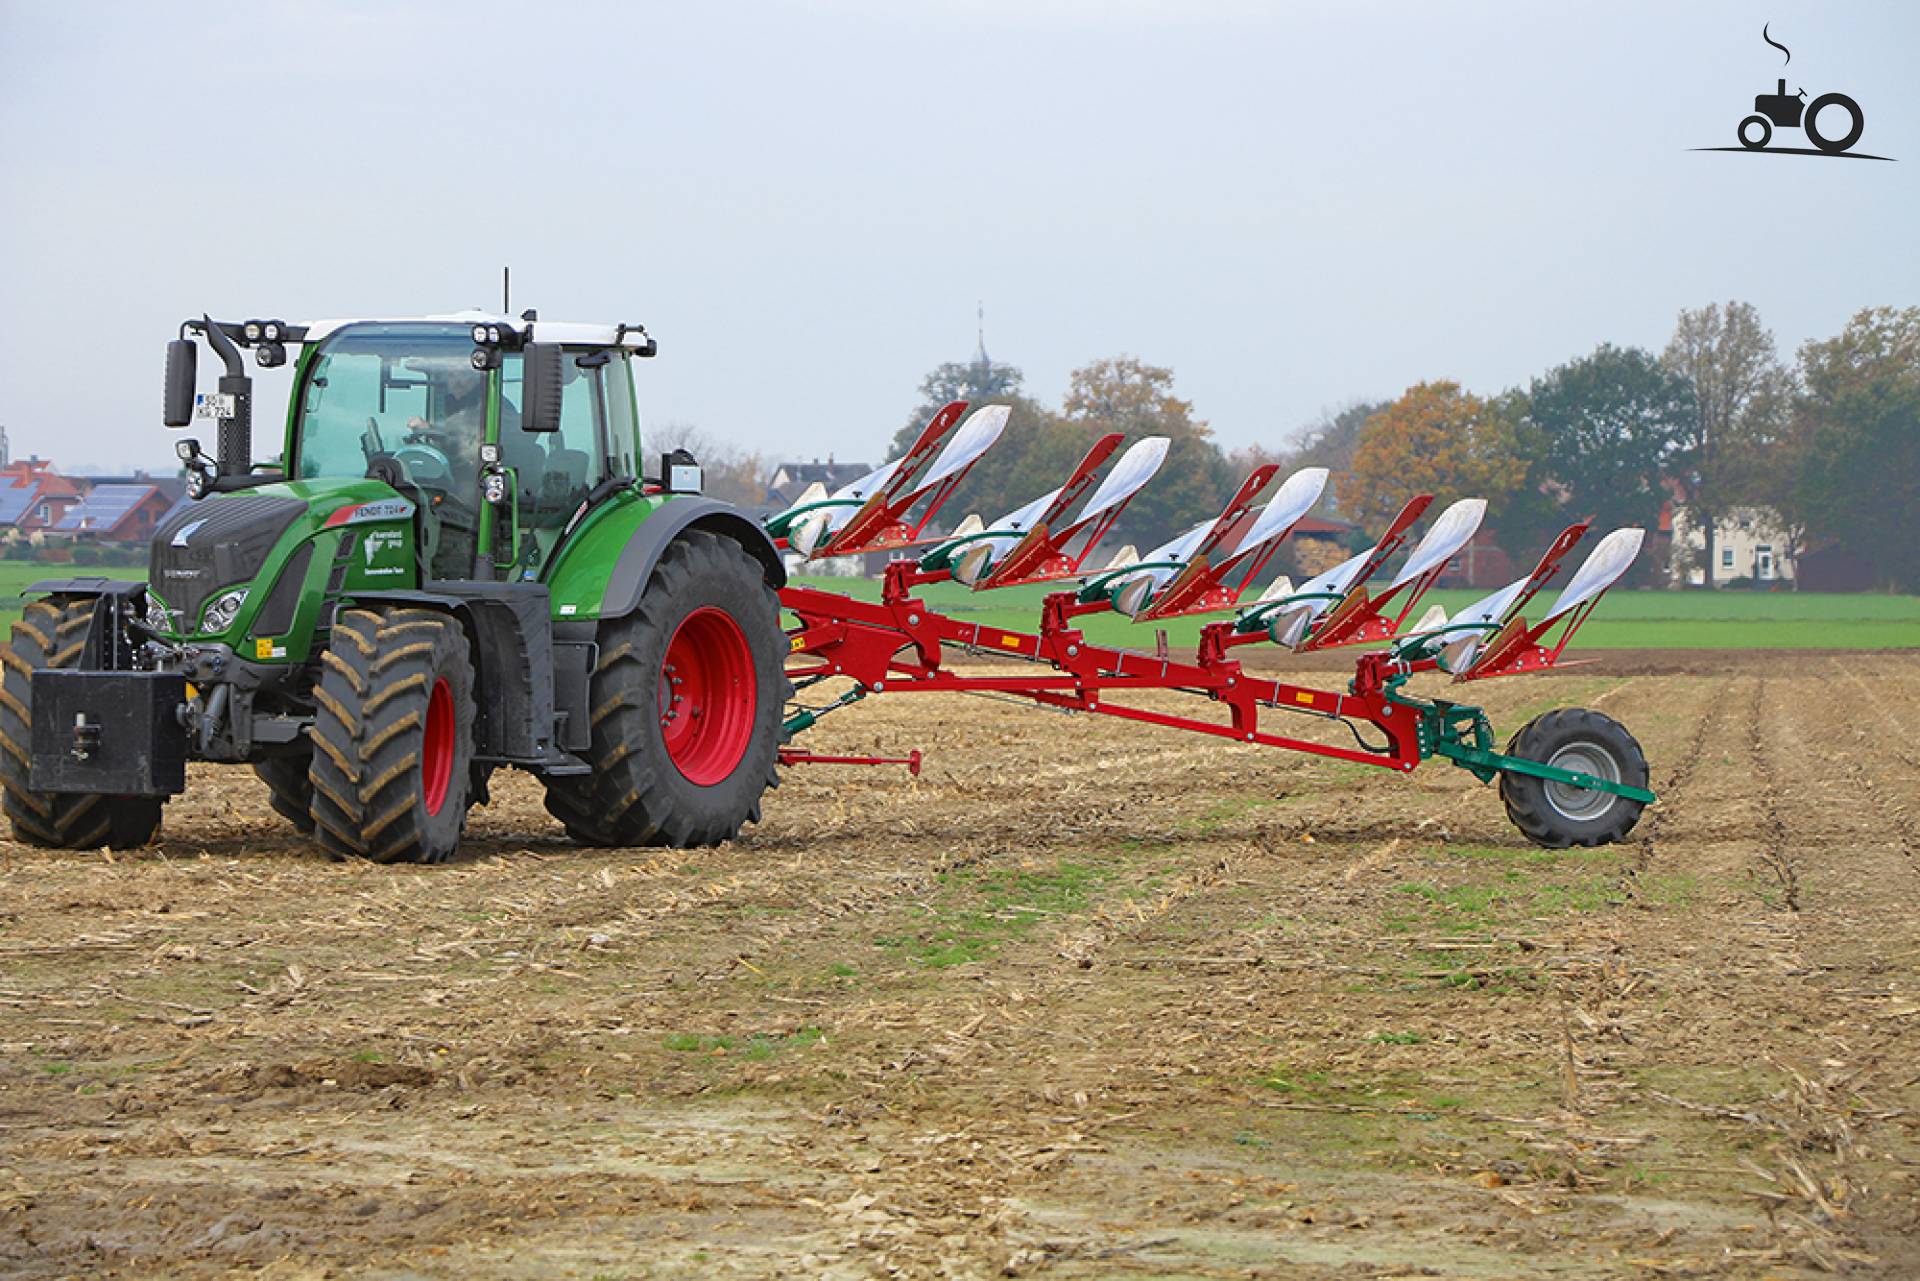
(147, 477), (413, 640)
(150, 493), (308, 632)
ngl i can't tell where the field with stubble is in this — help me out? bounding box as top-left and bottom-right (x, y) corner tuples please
(2, 651), (1918, 1279)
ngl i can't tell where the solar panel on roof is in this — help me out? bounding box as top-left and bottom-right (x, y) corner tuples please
(54, 485), (157, 531)
(0, 488), (35, 526)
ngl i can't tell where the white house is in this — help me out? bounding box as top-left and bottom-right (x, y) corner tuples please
(1670, 506), (1796, 586)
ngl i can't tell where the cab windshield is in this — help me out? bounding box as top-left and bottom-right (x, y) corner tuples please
(294, 324), (487, 483)
(293, 323), (488, 578)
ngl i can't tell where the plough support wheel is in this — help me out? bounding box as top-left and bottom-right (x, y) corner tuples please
(1497, 708), (1649, 849)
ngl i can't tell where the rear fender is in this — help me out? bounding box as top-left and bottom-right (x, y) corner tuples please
(596, 497), (786, 620)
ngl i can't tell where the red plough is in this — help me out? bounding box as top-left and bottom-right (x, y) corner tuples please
(765, 406), (1656, 848)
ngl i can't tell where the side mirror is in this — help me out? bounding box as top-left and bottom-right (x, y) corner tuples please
(521, 343), (564, 433)
(164, 338), (197, 427)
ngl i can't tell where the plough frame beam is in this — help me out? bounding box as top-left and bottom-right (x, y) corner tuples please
(776, 562), (1656, 807)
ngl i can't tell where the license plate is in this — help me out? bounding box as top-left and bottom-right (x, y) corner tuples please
(194, 392), (237, 419)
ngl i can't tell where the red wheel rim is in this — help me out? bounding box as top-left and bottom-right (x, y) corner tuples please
(659, 606), (757, 786)
(422, 676), (454, 816)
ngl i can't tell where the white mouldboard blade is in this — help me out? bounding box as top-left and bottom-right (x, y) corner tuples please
(1230, 467), (1329, 560)
(1297, 547), (1372, 602)
(1255, 574), (1294, 604)
(953, 542), (995, 585)
(833, 457), (901, 502)
(1544, 527), (1644, 623)
(914, 404), (1011, 491)
(1112, 573), (1158, 618)
(1388, 497), (1486, 591)
(1075, 436), (1171, 525)
(790, 510), (833, 556)
(1144, 519), (1211, 568)
(992, 487), (1060, 533)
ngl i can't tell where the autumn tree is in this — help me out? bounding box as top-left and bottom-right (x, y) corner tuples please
(1338, 381), (1531, 533)
(1526, 344), (1693, 542)
(1229, 400), (1386, 522)
(1660, 302), (1794, 585)
(1794, 306), (1920, 590)
(1058, 356), (1230, 545)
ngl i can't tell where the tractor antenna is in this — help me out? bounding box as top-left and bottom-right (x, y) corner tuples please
(503, 266), (511, 314)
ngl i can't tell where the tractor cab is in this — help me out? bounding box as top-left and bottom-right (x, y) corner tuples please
(1752, 78), (1806, 128)
(287, 316), (651, 582)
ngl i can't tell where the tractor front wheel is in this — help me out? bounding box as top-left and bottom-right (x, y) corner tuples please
(0, 596), (164, 850)
(254, 748), (316, 833)
(1737, 113), (1772, 150)
(1499, 708), (1648, 849)
(307, 606), (475, 864)
(543, 531), (787, 848)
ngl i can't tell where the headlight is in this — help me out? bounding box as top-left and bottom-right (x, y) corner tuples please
(145, 593), (177, 634)
(200, 588), (248, 634)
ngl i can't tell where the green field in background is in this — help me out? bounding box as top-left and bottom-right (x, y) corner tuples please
(1, 563), (1915, 649)
(788, 577), (1920, 650)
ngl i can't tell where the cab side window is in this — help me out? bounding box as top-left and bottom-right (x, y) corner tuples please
(500, 352), (611, 571)
(606, 353), (640, 480)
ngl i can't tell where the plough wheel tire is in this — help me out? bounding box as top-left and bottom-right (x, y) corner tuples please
(1499, 708), (1648, 849)
(307, 606), (474, 864)
(0, 596), (164, 850)
(254, 749), (315, 833)
(543, 531), (787, 849)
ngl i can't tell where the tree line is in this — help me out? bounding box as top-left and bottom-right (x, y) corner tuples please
(883, 303), (1919, 591)
(672, 302), (1920, 592)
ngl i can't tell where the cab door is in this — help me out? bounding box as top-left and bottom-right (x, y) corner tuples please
(498, 351), (613, 578)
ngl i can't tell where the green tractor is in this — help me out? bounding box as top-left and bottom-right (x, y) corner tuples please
(0, 313), (790, 862)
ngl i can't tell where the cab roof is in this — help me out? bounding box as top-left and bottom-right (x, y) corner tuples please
(301, 310), (652, 350)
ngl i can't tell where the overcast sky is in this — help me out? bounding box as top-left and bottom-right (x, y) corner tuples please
(1, 1), (1914, 472)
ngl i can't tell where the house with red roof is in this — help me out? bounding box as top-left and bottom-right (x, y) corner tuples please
(51, 484), (177, 542)
(0, 459), (86, 531)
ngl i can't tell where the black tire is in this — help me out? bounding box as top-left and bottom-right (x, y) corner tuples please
(543, 531), (787, 848)
(308, 605), (475, 864)
(1737, 113), (1772, 150)
(0, 596), (164, 850)
(1498, 708), (1648, 849)
(1804, 92), (1863, 154)
(253, 749), (315, 834)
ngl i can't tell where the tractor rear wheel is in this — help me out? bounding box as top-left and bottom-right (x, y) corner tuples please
(543, 531), (787, 848)
(307, 605), (475, 864)
(1499, 708), (1648, 849)
(1804, 93), (1864, 154)
(253, 749), (315, 834)
(0, 596), (164, 850)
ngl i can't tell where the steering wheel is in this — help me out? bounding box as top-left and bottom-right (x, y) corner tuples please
(404, 423), (460, 453)
(392, 440), (454, 487)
